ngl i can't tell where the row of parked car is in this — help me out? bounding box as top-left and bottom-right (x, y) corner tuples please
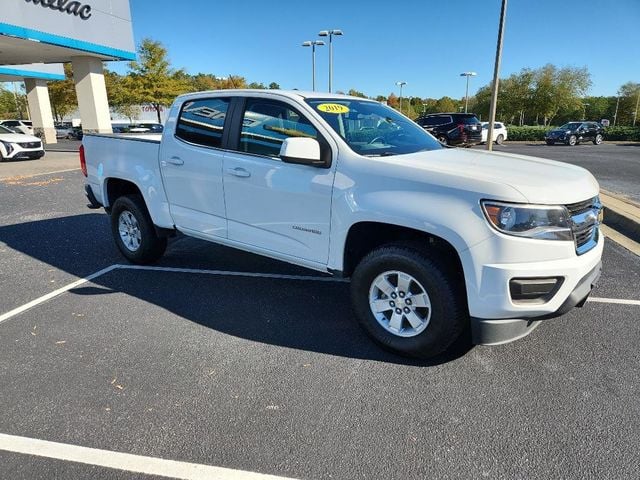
(415, 113), (507, 146)
(413, 113), (606, 147)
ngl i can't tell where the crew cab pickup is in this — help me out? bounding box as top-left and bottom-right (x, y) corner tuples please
(81, 90), (604, 358)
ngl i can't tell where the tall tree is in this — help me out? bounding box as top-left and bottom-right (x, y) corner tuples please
(104, 69), (138, 122)
(616, 81), (640, 125)
(47, 64), (77, 122)
(127, 38), (191, 122)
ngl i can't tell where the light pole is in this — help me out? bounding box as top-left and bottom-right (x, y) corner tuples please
(318, 29), (342, 93)
(613, 93), (620, 126)
(460, 72), (477, 113)
(422, 103), (428, 114)
(486, 0), (507, 152)
(302, 40), (325, 91)
(582, 103), (590, 120)
(396, 81), (407, 115)
(634, 89), (640, 127)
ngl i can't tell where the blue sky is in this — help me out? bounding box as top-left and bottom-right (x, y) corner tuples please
(117, 0), (639, 99)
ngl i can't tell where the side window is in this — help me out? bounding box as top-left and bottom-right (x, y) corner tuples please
(175, 97), (230, 148)
(239, 99), (318, 158)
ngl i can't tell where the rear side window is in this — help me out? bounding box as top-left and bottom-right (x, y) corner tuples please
(238, 99), (318, 158)
(175, 98), (230, 148)
(459, 115), (480, 124)
(421, 115), (451, 126)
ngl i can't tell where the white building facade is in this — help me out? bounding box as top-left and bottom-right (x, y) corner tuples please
(0, 0), (136, 143)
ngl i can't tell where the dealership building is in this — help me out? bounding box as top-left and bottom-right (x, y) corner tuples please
(0, 0), (136, 143)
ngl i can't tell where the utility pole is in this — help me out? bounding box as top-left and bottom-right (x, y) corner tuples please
(613, 94), (620, 126)
(634, 89), (640, 126)
(486, 0), (507, 152)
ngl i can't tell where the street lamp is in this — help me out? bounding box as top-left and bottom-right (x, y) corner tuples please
(396, 81), (407, 115)
(486, 0), (508, 152)
(318, 29), (343, 93)
(422, 103), (428, 114)
(302, 40), (325, 91)
(460, 72), (477, 113)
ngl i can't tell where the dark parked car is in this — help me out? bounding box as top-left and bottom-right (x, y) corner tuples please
(414, 113), (482, 146)
(545, 122), (604, 146)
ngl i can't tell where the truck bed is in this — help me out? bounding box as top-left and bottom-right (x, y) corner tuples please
(83, 133), (174, 229)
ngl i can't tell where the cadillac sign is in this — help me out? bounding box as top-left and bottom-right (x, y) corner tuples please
(24, 0), (93, 20)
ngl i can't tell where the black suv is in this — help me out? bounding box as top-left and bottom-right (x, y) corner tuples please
(545, 122), (604, 146)
(415, 113), (483, 146)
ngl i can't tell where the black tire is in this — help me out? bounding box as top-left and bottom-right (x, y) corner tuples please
(566, 135), (577, 146)
(593, 134), (603, 145)
(495, 134), (504, 145)
(437, 135), (448, 145)
(350, 245), (467, 359)
(545, 140), (555, 145)
(110, 194), (167, 264)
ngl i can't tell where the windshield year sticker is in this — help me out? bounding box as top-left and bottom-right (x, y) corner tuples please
(317, 103), (350, 114)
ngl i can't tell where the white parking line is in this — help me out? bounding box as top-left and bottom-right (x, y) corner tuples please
(0, 265), (120, 324)
(0, 264), (346, 324)
(0, 433), (297, 480)
(123, 264), (349, 282)
(587, 297), (640, 306)
(0, 263), (637, 326)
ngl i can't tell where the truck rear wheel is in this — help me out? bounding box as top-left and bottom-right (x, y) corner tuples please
(350, 245), (467, 359)
(110, 194), (167, 264)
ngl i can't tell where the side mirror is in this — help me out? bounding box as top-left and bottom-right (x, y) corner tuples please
(279, 137), (323, 167)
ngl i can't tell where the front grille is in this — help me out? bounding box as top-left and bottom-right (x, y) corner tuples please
(566, 198), (595, 216)
(18, 141), (41, 149)
(566, 196), (601, 255)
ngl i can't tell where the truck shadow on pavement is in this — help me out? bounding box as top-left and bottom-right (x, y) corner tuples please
(0, 213), (472, 366)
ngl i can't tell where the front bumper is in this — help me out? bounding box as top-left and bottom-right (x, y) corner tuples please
(471, 260), (602, 345)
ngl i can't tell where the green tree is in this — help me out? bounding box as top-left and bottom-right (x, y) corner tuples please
(127, 38), (191, 123)
(616, 82), (640, 126)
(348, 88), (367, 98)
(104, 69), (139, 122)
(47, 64), (77, 122)
(268, 82), (280, 89)
(0, 84), (29, 119)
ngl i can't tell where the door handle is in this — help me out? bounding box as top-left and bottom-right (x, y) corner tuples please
(226, 167), (251, 178)
(162, 156), (184, 166)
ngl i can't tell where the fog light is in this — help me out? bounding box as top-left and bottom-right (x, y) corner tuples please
(509, 277), (564, 304)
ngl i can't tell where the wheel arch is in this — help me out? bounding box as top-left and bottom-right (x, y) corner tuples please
(342, 222), (465, 285)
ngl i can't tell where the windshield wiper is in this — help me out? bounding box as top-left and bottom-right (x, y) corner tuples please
(363, 152), (396, 157)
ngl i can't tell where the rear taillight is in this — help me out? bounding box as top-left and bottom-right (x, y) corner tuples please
(79, 144), (87, 177)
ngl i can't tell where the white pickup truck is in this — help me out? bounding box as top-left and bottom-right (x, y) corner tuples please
(81, 90), (603, 358)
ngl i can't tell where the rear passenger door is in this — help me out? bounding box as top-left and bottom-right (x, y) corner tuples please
(159, 96), (232, 238)
(222, 97), (336, 265)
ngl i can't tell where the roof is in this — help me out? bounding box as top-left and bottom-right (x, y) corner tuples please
(176, 89), (376, 102)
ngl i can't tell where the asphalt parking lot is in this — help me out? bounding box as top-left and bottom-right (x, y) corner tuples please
(471, 142), (640, 205)
(1, 154), (639, 479)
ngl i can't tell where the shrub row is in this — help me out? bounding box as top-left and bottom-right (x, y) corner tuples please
(504, 125), (640, 141)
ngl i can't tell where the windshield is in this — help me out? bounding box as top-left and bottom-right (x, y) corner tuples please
(559, 123), (582, 130)
(306, 99), (442, 156)
(23, 121), (33, 126)
(0, 125), (14, 134)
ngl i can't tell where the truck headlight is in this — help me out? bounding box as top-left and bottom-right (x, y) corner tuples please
(481, 201), (573, 241)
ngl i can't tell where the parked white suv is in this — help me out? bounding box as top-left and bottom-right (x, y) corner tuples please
(0, 125), (44, 161)
(481, 121), (507, 144)
(81, 90), (603, 359)
(0, 119), (35, 136)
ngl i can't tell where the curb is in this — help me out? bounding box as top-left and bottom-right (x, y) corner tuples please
(601, 191), (640, 244)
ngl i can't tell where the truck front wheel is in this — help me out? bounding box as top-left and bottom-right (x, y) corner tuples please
(350, 245), (467, 359)
(110, 194), (167, 264)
